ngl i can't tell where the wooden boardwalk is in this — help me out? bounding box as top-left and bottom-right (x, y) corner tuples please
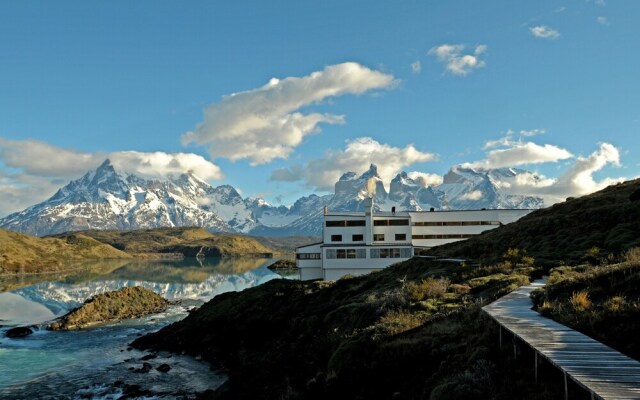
(483, 281), (640, 400)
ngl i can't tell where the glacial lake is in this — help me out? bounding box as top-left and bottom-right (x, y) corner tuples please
(0, 258), (290, 399)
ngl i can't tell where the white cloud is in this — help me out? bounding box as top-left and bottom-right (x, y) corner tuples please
(411, 61), (422, 74)
(428, 44), (487, 76)
(530, 25), (561, 40)
(270, 137), (437, 191)
(182, 62), (396, 165)
(597, 16), (610, 25)
(407, 171), (443, 187)
(0, 139), (224, 216)
(478, 142), (625, 205)
(0, 138), (100, 177)
(467, 136), (573, 169)
(108, 151), (223, 181)
(460, 190), (483, 201)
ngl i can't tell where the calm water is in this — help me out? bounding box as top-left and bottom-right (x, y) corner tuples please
(0, 258), (288, 399)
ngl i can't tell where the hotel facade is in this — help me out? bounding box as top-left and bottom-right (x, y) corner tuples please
(296, 198), (533, 281)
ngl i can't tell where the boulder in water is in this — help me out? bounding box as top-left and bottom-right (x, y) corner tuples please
(48, 286), (168, 331)
(5, 326), (34, 338)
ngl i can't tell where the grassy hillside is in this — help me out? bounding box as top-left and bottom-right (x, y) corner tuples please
(0, 229), (131, 274)
(50, 227), (279, 258)
(428, 179), (640, 266)
(134, 259), (569, 399)
(530, 248), (640, 360)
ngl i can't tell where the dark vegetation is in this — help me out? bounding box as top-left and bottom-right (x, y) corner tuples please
(531, 247), (640, 360)
(134, 179), (640, 399)
(427, 179), (640, 267)
(135, 258), (564, 399)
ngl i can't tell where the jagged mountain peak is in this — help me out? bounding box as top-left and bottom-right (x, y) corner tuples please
(359, 163), (380, 180)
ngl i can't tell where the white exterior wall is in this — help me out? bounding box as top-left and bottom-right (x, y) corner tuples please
(295, 207), (533, 281)
(296, 243), (322, 280)
(409, 209), (533, 248)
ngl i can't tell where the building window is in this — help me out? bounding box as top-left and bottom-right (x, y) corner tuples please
(413, 221), (501, 226)
(373, 219), (387, 226)
(395, 233), (407, 241)
(412, 234), (476, 239)
(352, 234), (364, 242)
(388, 219), (409, 226)
(346, 220), (366, 227)
(296, 253), (321, 260)
(331, 234), (342, 242)
(370, 247), (412, 259)
(326, 220), (345, 227)
(373, 234), (385, 241)
(326, 248), (367, 259)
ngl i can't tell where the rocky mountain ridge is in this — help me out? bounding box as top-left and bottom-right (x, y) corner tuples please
(0, 160), (544, 237)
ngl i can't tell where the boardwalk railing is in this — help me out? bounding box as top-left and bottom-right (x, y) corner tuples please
(483, 281), (640, 400)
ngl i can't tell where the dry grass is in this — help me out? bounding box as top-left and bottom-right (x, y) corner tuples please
(0, 229), (131, 273)
(569, 290), (592, 312)
(404, 277), (450, 301)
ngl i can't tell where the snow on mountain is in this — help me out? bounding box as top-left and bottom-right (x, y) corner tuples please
(0, 159), (237, 236)
(0, 160), (544, 238)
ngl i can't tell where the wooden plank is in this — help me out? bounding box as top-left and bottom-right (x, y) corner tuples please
(483, 281), (640, 400)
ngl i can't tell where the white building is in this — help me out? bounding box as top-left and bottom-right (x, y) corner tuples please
(296, 198), (533, 281)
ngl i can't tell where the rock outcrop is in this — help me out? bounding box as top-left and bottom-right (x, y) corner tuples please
(48, 286), (168, 330)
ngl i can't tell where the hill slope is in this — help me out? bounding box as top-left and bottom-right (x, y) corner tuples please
(0, 229), (131, 273)
(50, 227), (278, 258)
(427, 179), (640, 265)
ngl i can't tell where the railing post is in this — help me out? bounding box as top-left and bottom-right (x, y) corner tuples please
(535, 351), (538, 383)
(564, 372), (568, 400)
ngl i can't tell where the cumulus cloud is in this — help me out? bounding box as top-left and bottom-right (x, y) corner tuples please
(411, 61), (422, 74)
(407, 171), (443, 187)
(428, 44), (487, 76)
(530, 25), (560, 40)
(108, 151), (223, 181)
(475, 142), (625, 205)
(597, 16), (610, 25)
(0, 139), (224, 216)
(467, 132), (573, 169)
(0, 138), (100, 177)
(460, 190), (483, 201)
(270, 137), (437, 191)
(182, 62), (396, 165)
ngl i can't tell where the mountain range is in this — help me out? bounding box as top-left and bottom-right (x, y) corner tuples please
(0, 159), (544, 237)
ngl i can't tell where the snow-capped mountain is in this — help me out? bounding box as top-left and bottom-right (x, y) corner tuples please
(0, 160), (237, 236)
(0, 160), (544, 237)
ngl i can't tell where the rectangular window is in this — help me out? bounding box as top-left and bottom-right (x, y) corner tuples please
(296, 253), (321, 260)
(352, 234), (364, 242)
(373, 219), (387, 226)
(395, 233), (407, 241)
(373, 234), (385, 241)
(412, 234), (476, 239)
(346, 220), (366, 227)
(327, 248), (366, 259)
(388, 219), (409, 226)
(331, 234), (342, 242)
(326, 220), (345, 227)
(370, 247), (412, 259)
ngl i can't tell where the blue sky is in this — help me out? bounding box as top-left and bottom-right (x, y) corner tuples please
(1, 1), (638, 215)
